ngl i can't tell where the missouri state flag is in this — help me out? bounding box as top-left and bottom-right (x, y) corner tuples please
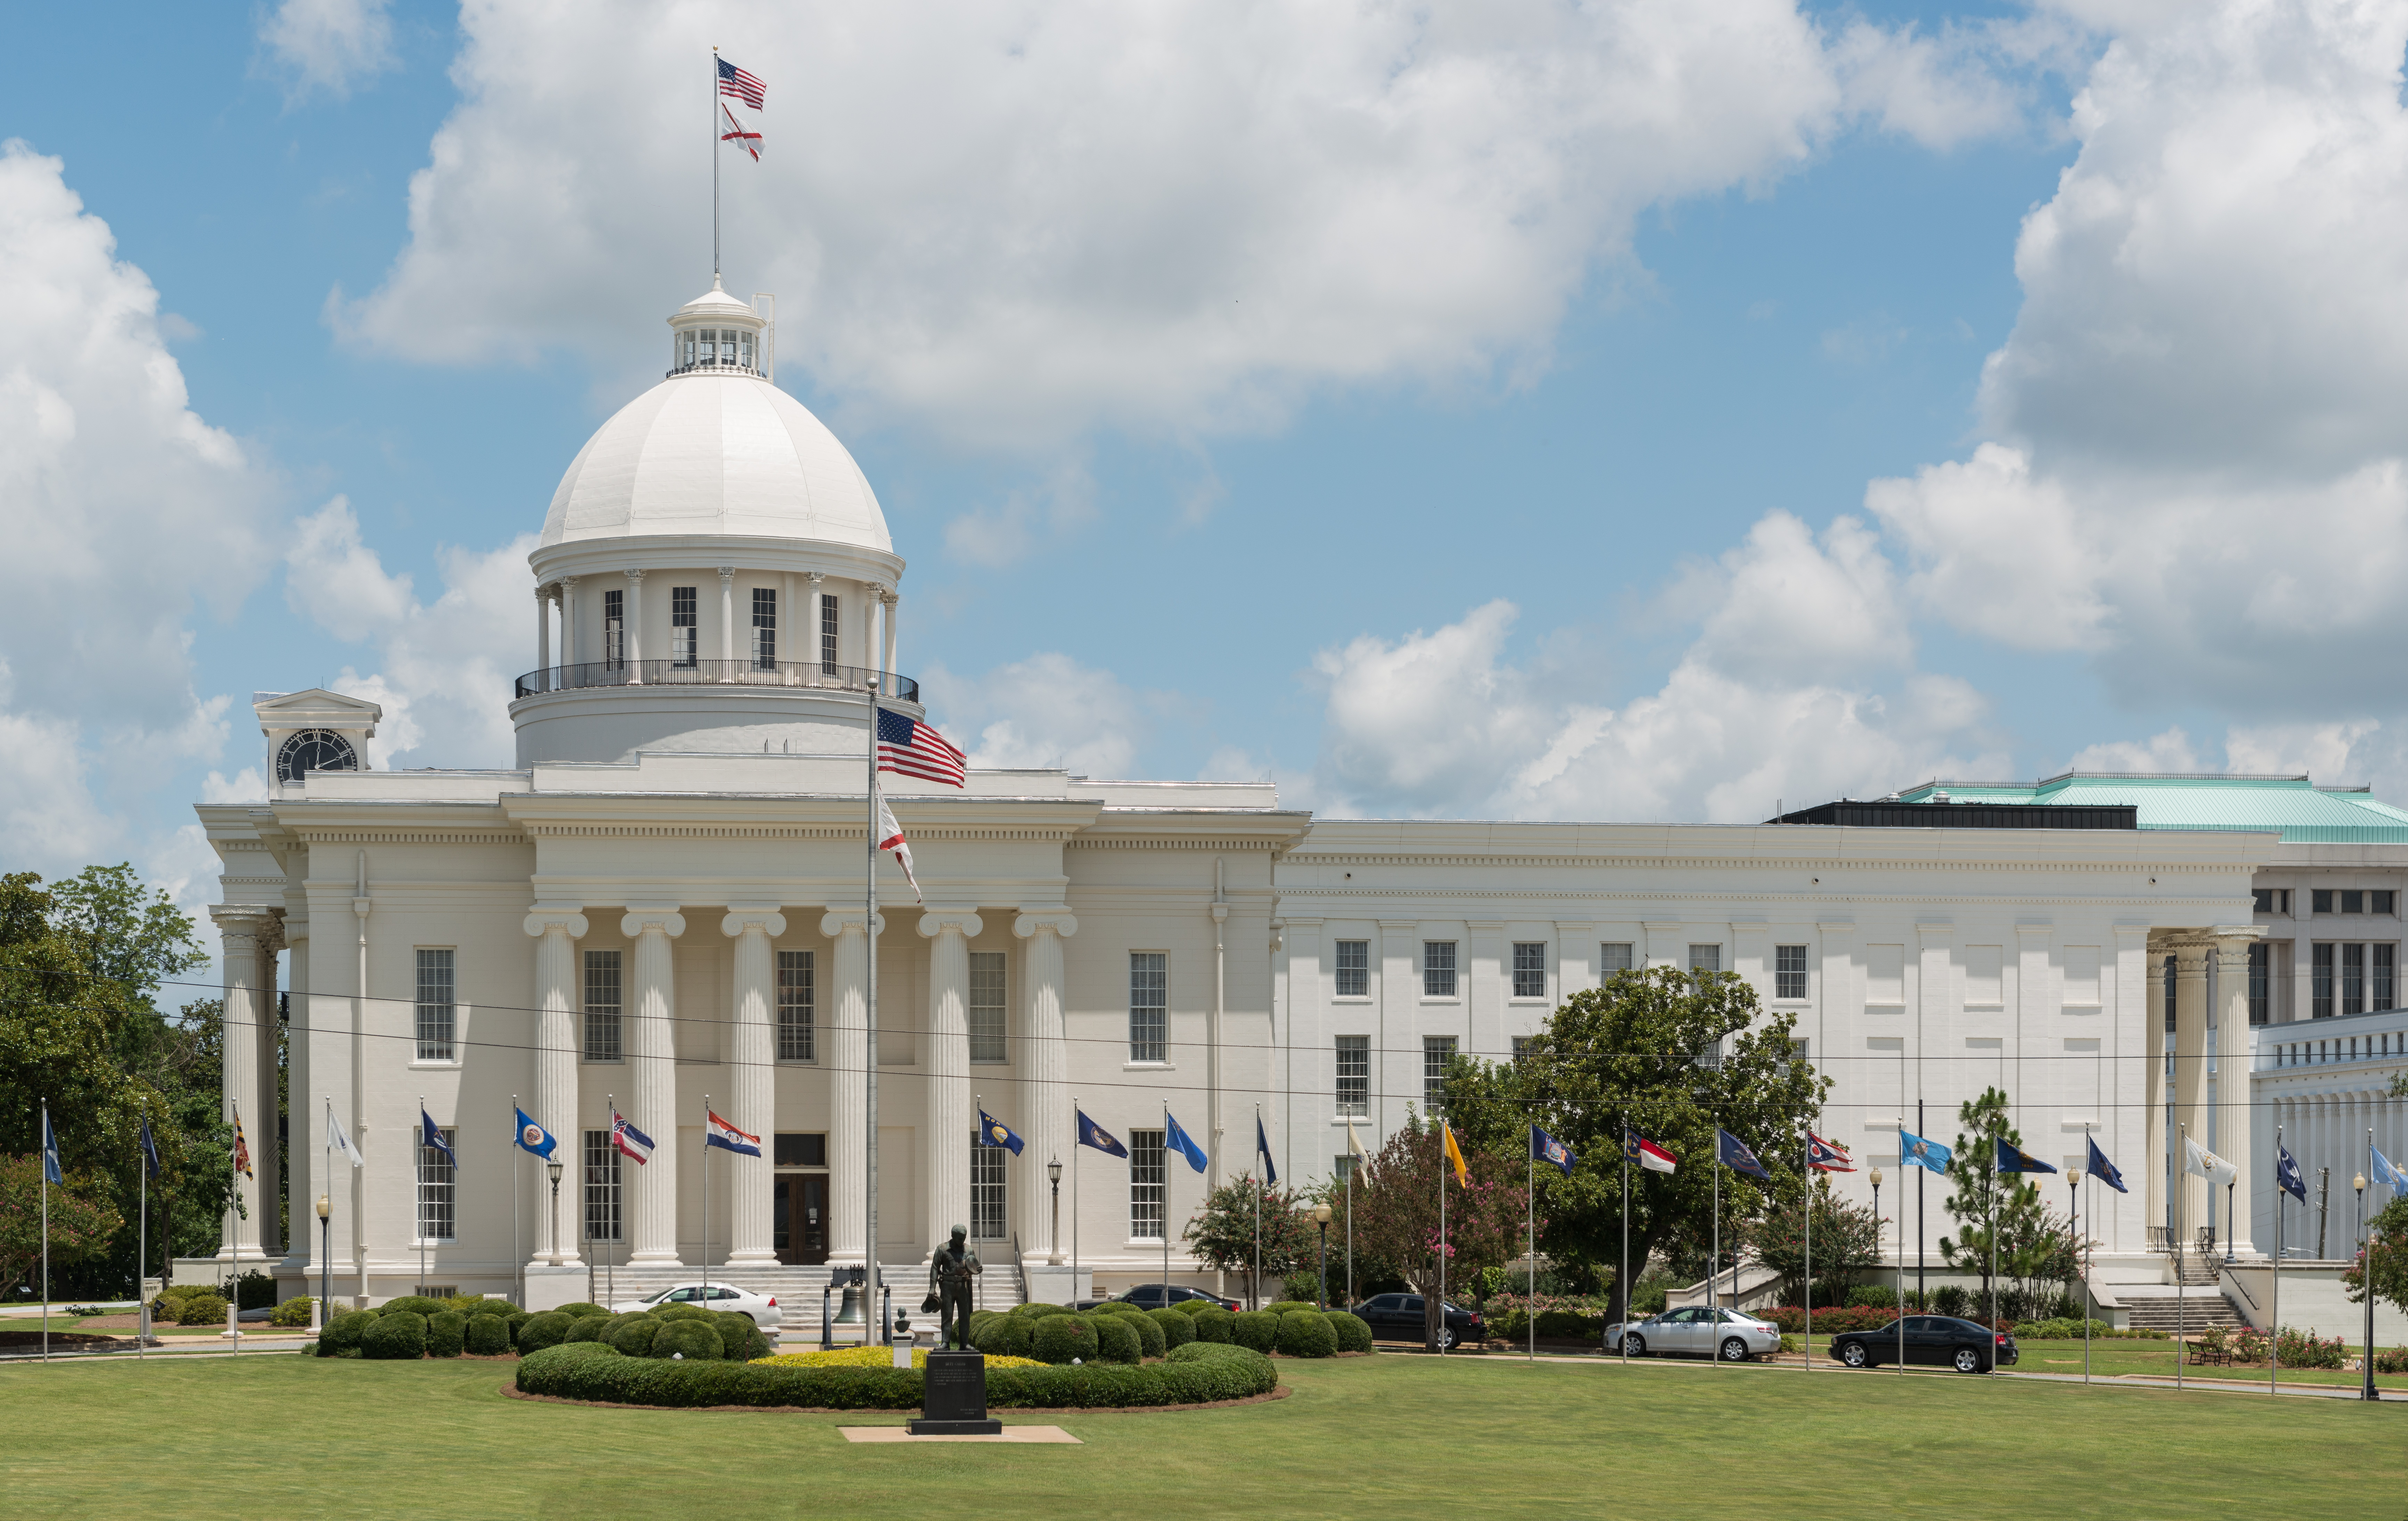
(706, 1109), (761, 1157)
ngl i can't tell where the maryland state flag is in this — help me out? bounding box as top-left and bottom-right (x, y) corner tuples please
(232, 1105), (254, 1179)
(1441, 1122), (1469, 1187)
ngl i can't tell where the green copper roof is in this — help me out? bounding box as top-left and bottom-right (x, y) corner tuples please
(1891, 773), (2408, 844)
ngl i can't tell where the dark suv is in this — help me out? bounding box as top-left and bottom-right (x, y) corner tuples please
(1075, 1283), (1239, 1312)
(1347, 1293), (1484, 1347)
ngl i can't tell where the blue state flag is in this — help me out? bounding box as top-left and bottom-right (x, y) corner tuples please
(1716, 1128), (1772, 1181)
(1165, 1111), (1209, 1174)
(1077, 1109), (1128, 1158)
(2275, 1143), (2307, 1203)
(1531, 1125), (1575, 1177)
(1900, 1129), (1952, 1174)
(41, 1110), (62, 1185)
(420, 1107), (457, 1166)
(514, 1107), (558, 1160)
(978, 1108), (1025, 1155)
(2374, 1146), (2408, 1193)
(1995, 1138), (2057, 1175)
(138, 1116), (162, 1181)
(2085, 1136), (2128, 1194)
(1255, 1113), (1277, 1185)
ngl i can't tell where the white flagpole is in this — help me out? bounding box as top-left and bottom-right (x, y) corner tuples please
(229, 1099), (239, 1355)
(865, 686), (881, 1341)
(2271, 1125), (2283, 1394)
(703, 1093), (712, 1296)
(418, 1094), (428, 1303)
(1619, 1120), (1629, 1364)
(1072, 1096), (1081, 1294)
(607, 1092), (618, 1308)
(512, 1092), (522, 1309)
(1438, 1122), (1447, 1354)
(1804, 1134), (1813, 1372)
(1162, 1099), (1170, 1299)
(2176, 1121), (2186, 1392)
(1252, 1102), (1262, 1310)
(1526, 1131), (1535, 1363)
(710, 47), (720, 280)
(41, 1098), (50, 1364)
(139, 1114), (149, 1360)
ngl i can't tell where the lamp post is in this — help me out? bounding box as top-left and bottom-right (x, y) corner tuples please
(1313, 1203), (1333, 1311)
(315, 1195), (330, 1330)
(546, 1158), (564, 1270)
(2357, 1168), (2376, 1402)
(1048, 1157), (1064, 1267)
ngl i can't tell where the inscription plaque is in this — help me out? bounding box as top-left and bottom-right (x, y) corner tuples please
(908, 1349), (1001, 1436)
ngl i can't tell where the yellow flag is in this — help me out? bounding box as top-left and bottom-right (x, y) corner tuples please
(1441, 1122), (1469, 1187)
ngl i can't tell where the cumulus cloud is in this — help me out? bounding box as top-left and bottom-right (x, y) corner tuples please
(281, 499), (533, 768)
(341, 0), (2027, 447)
(260, 0), (396, 99)
(0, 142), (273, 875)
(920, 651), (1149, 777)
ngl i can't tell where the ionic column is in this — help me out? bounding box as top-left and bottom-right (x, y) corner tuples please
(881, 590), (900, 691)
(1015, 911), (1077, 1262)
(717, 567), (735, 681)
(921, 909), (983, 1252)
(2215, 930), (2259, 1255)
(211, 909), (269, 1263)
(821, 911), (876, 1265)
(559, 577), (579, 667)
(523, 908), (589, 1265)
(800, 573), (822, 685)
(622, 908), (686, 1263)
(253, 922), (283, 1254)
(624, 569), (646, 681)
(2172, 937), (2213, 1241)
(535, 584), (551, 675)
(723, 907), (786, 1266)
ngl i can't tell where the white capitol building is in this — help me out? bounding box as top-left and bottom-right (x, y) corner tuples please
(199, 282), (2408, 1335)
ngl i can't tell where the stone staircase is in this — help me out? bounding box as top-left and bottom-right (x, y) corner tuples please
(588, 1260), (1025, 1338)
(2120, 1290), (2247, 1333)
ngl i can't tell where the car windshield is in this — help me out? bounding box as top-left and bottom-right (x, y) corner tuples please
(641, 1289), (677, 1304)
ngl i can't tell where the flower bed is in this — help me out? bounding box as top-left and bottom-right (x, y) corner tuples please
(754, 1348), (1044, 1370)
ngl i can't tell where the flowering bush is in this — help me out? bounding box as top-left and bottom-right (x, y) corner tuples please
(1759, 1305), (1901, 1334)
(2274, 1326), (2347, 1369)
(2371, 1346), (2408, 1374)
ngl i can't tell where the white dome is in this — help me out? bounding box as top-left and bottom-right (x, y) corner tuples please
(540, 373), (892, 552)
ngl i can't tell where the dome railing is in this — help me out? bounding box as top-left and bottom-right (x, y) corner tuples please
(515, 659), (918, 704)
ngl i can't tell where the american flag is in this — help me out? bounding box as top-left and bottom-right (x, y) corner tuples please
(720, 104), (763, 162)
(717, 56), (766, 109)
(877, 708), (967, 787)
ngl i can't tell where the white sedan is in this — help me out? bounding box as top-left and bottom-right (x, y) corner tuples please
(610, 1283), (782, 1332)
(1607, 1306), (1783, 1361)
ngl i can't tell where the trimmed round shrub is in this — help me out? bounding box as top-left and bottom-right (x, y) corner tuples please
(1031, 1313), (1099, 1365)
(503, 1310), (532, 1345)
(652, 1318), (723, 1360)
(516, 1311), (573, 1353)
(1013, 1302), (1073, 1320)
(1166, 1339), (1265, 1365)
(1146, 1307), (1195, 1349)
(563, 1314), (607, 1343)
(1096, 1301), (1147, 1317)
(425, 1311), (467, 1358)
(381, 1295), (446, 1318)
(554, 1302), (608, 1318)
(1231, 1310), (1279, 1352)
(1172, 1299), (1213, 1316)
(1123, 1310), (1166, 1359)
(967, 1310), (999, 1341)
(270, 1295), (317, 1328)
(972, 1314), (1035, 1359)
(1327, 1310), (1374, 1353)
(175, 1291), (228, 1327)
(652, 1302), (714, 1324)
(320, 1309), (378, 1355)
(1091, 1313), (1140, 1364)
(464, 1315), (513, 1356)
(609, 1317), (662, 1357)
(1263, 1301), (1317, 1316)
(361, 1312), (428, 1360)
(1190, 1305), (1235, 1343)
(711, 1310), (770, 1361)
(1276, 1310), (1338, 1358)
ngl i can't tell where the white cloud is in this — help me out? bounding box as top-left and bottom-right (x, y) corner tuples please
(2067, 726), (2202, 773)
(920, 652), (1148, 777)
(0, 141), (274, 876)
(341, 0), (2026, 447)
(260, 0), (396, 99)
(281, 499), (534, 768)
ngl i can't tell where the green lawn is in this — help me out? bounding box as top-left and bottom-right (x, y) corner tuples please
(1, 1351), (2397, 1520)
(1774, 1335), (2408, 1390)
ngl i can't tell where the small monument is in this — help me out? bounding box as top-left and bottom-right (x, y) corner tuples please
(906, 1225), (999, 1435)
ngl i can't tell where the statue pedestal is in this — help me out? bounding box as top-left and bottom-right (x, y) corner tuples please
(908, 1350), (1001, 1435)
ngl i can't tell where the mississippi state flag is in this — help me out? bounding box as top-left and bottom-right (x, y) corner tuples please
(612, 1109), (654, 1165)
(1625, 1128), (1677, 1174)
(1808, 1133), (1855, 1172)
(706, 1109), (761, 1157)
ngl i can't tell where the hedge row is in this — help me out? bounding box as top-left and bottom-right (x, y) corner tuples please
(514, 1339), (1279, 1409)
(317, 1297), (648, 1360)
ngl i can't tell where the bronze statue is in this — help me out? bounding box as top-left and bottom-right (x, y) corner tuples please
(922, 1224), (982, 1350)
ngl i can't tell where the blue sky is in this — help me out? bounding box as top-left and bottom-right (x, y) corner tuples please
(8, 0), (2408, 908)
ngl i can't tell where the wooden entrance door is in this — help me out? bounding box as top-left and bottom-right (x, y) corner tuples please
(774, 1174), (830, 1265)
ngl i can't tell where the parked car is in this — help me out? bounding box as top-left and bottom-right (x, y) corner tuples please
(1607, 1306), (1783, 1361)
(1346, 1293), (1483, 1347)
(610, 1283), (781, 1332)
(1830, 1315), (2017, 1373)
(1076, 1283), (1239, 1312)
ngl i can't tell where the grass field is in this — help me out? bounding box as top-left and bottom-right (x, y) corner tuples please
(3, 1351), (2398, 1519)
(1782, 1335), (2408, 1390)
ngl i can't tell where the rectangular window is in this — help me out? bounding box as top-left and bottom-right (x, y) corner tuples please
(2164, 955), (2177, 1032)
(670, 585), (697, 667)
(1334, 940), (1369, 998)
(583, 1131), (621, 1242)
(777, 950), (815, 1062)
(2376, 944), (2396, 1012)
(1334, 1035), (1369, 1116)
(1866, 944), (1905, 1004)
(1600, 942), (1634, 976)
(416, 1125), (456, 1243)
(2378, 890), (2397, 916)
(1129, 952), (1167, 1063)
(774, 1133), (827, 1168)
(1512, 941), (1547, 999)
(2254, 888), (2276, 913)
(751, 587), (777, 668)
(2314, 889), (2335, 915)
(1423, 1035), (1457, 1114)
(1775, 944), (1809, 1001)
(1333, 1154), (1358, 1182)
(970, 1143), (1007, 1239)
(583, 949), (623, 1062)
(1130, 1129), (1165, 1242)
(2343, 889), (2366, 914)
(1423, 941), (1457, 998)
(820, 593), (840, 674)
(2313, 943), (2334, 1018)
(1512, 1036), (1532, 1062)
(415, 949), (456, 1062)
(2344, 942), (2366, 1015)
(2248, 942), (2270, 1026)
(969, 951), (1007, 1063)
(1689, 944), (1722, 976)
(603, 588), (625, 670)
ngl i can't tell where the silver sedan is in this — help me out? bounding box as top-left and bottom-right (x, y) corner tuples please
(610, 1282), (782, 1332)
(1607, 1306), (1783, 1361)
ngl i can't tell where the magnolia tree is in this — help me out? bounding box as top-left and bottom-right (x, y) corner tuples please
(1351, 1112), (1522, 1347)
(1744, 1176), (1884, 1307)
(0, 1154), (123, 1302)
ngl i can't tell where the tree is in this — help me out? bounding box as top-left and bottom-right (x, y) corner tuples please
(2341, 1195), (2408, 1317)
(1350, 1108), (1523, 1347)
(1443, 965), (1830, 1323)
(0, 1154), (124, 1302)
(1937, 1087), (2065, 1317)
(1744, 1175), (1884, 1307)
(1182, 1177), (1317, 1306)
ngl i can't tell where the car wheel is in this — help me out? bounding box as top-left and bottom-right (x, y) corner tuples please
(1435, 1327), (1456, 1350)
(1839, 1341), (1869, 1368)
(1719, 1337), (1748, 1363)
(1623, 1334), (1647, 1357)
(1953, 1347), (1983, 1374)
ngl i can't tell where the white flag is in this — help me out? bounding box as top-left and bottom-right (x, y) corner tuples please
(876, 796), (923, 904)
(1344, 1116), (1368, 1159)
(2183, 1135), (2236, 1186)
(328, 1108), (364, 1169)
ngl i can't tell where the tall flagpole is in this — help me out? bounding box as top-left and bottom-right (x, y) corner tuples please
(710, 47), (720, 280)
(1162, 1099), (1170, 1298)
(418, 1093), (428, 1304)
(228, 1099), (238, 1356)
(512, 1092), (522, 1309)
(1252, 1102), (1262, 1309)
(1619, 1119), (1629, 1364)
(1437, 1121), (1447, 1354)
(1710, 1139), (1719, 1367)
(1072, 1095), (1081, 1293)
(866, 686), (882, 1341)
(2175, 1121), (2186, 1392)
(41, 1098), (50, 1364)
(139, 1114), (149, 1360)
(2271, 1124), (2283, 1395)
(703, 1093), (712, 1296)
(1803, 1134), (1813, 1373)
(1526, 1131), (1535, 1363)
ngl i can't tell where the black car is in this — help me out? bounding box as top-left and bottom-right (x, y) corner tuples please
(1075, 1283), (1239, 1312)
(1347, 1293), (1484, 1348)
(1831, 1315), (2018, 1373)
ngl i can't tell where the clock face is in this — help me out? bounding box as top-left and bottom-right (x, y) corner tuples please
(277, 729), (359, 783)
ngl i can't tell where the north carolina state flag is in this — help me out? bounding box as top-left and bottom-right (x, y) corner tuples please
(1625, 1129), (1677, 1174)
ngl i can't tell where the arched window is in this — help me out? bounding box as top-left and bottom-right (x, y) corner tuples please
(277, 729), (359, 783)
